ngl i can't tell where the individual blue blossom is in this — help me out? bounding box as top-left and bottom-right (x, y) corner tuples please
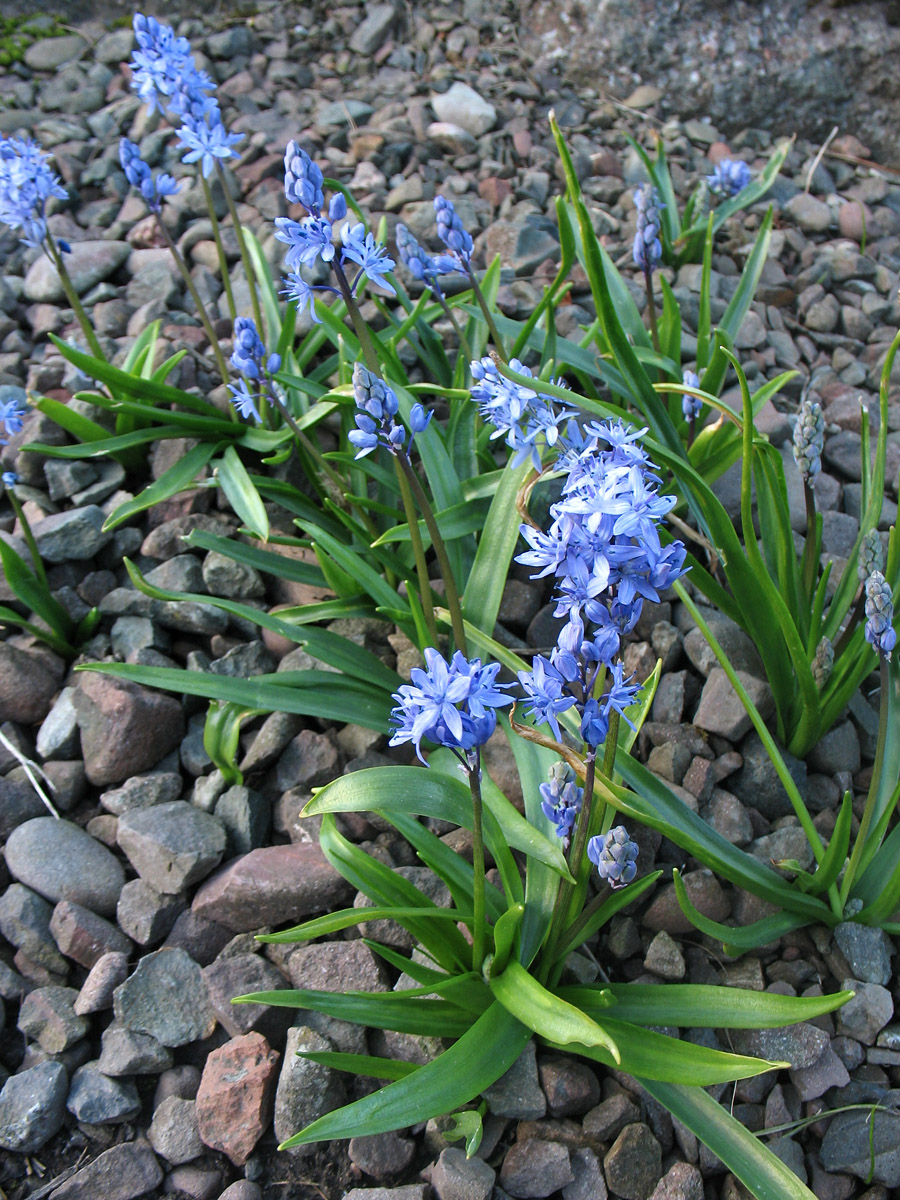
(396, 222), (461, 289)
(792, 398), (824, 483)
(470, 357), (578, 472)
(340, 223), (396, 295)
(281, 272), (323, 324)
(434, 195), (474, 262)
(227, 378), (262, 423)
(230, 317), (266, 379)
(388, 647), (512, 763)
(539, 762), (583, 842)
(517, 655), (577, 741)
(587, 826), (639, 887)
(0, 135), (68, 248)
(0, 394), (28, 445)
(176, 114), (243, 178)
(682, 369), (702, 422)
(865, 570), (896, 660)
(707, 158), (752, 198)
(284, 140), (325, 214)
(119, 139), (180, 214)
(1, 471), (18, 487)
(633, 184), (663, 272)
(274, 215), (336, 270)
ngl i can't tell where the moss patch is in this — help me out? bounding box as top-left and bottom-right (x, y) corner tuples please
(0, 13), (67, 67)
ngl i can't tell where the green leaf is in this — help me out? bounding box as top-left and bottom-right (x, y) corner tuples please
(638, 1080), (820, 1200)
(489, 959), (620, 1062)
(235, 986), (474, 1036)
(215, 446), (269, 541)
(103, 441), (222, 531)
(185, 530), (328, 585)
(462, 458), (532, 635)
(203, 700), (263, 786)
(277, 1000), (531, 1148)
(672, 870), (815, 951)
(297, 1051), (419, 1082)
(563, 982), (854, 1028)
(0, 538), (74, 643)
(441, 1109), (484, 1158)
(257, 906), (469, 944)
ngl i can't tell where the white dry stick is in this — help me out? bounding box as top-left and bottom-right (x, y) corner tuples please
(805, 125), (839, 194)
(0, 727), (60, 818)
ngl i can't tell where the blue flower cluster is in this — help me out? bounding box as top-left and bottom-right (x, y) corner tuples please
(1, 471), (18, 488)
(275, 141), (395, 319)
(128, 13), (242, 181)
(119, 140), (180, 214)
(539, 762), (583, 843)
(389, 647), (513, 763)
(792, 398), (824, 484)
(865, 571), (896, 660)
(707, 158), (752, 198)
(681, 369), (702, 422)
(633, 184), (663, 273)
(227, 317), (281, 423)
(395, 223), (461, 293)
(470, 357), (578, 472)
(434, 196), (474, 263)
(517, 420), (687, 749)
(347, 364), (431, 459)
(587, 826), (639, 888)
(0, 394), (27, 446)
(0, 135), (68, 248)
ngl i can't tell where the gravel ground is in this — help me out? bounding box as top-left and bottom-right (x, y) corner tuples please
(0, 5), (900, 1200)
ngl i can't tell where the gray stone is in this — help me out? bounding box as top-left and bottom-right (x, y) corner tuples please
(47, 1141), (163, 1200)
(835, 922), (893, 985)
(0, 775), (48, 840)
(202, 953), (291, 1042)
(148, 1095), (203, 1164)
(23, 241), (129, 303)
(100, 771), (183, 815)
(318, 99), (375, 126)
(683, 616), (764, 677)
(789, 1043), (850, 1101)
(647, 1163), (703, 1200)
(731, 1021), (829, 1069)
(24, 34), (87, 69)
(36, 687), (80, 759)
(0, 883), (69, 975)
(18, 985), (87, 1053)
(692, 668), (774, 741)
(117, 878), (186, 945)
(0, 1061), (68, 1152)
(31, 505), (113, 562)
(49, 899), (131, 968)
(820, 1108), (900, 1186)
(750, 824), (815, 872)
(117, 801), (226, 894)
(500, 1140), (573, 1199)
(75, 951), (130, 1015)
(432, 1147), (496, 1200)
(5, 817), (124, 917)
(807, 721), (861, 777)
(563, 1147), (608, 1200)
(835, 979), (894, 1045)
(730, 731), (808, 820)
(67, 1061), (141, 1125)
(603, 1123), (662, 1200)
(431, 82), (496, 136)
(98, 1022), (174, 1075)
(643, 931), (686, 980)
(214, 785), (270, 856)
(202, 549), (265, 598)
(784, 193), (833, 233)
(349, 1130), (416, 1179)
(483, 1041), (546, 1120)
(348, 4), (397, 55)
(273, 1025), (345, 1156)
(114, 948), (217, 1047)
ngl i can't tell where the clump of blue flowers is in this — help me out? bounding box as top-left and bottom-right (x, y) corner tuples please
(707, 158), (752, 198)
(633, 184), (663, 273)
(0, 394), (28, 446)
(470, 357), (577, 472)
(389, 648), (512, 764)
(348, 364), (432, 459)
(119, 140), (180, 215)
(0, 135), (68, 249)
(587, 826), (639, 888)
(395, 222), (462, 295)
(865, 571), (896, 660)
(226, 316), (282, 423)
(540, 762), (583, 844)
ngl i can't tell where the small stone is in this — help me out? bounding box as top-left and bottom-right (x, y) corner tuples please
(114, 947), (217, 1047)
(0, 642), (61, 724)
(196, 1031), (280, 1166)
(643, 931), (686, 980)
(784, 193), (832, 234)
(0, 883), (69, 975)
(214, 784), (270, 855)
(273, 1025), (344, 1157)
(67, 1061), (141, 1125)
(807, 722), (861, 777)
(100, 771), (183, 815)
(23, 241), (129, 303)
(834, 922), (893, 986)
(789, 1043), (850, 1100)
(349, 1131), (416, 1179)
(163, 1164), (223, 1199)
(50, 899), (131, 968)
(648, 1163), (704, 1200)
(47, 1141), (163, 1200)
(431, 1146), (496, 1200)
(202, 953), (291, 1042)
(603, 1123), (662, 1200)
(149, 1095), (204, 1164)
(584, 1091), (642, 1141)
(820, 1108), (900, 1186)
(431, 82), (496, 136)
(643, 870), (730, 934)
(36, 687), (80, 758)
(348, 4), (396, 54)
(731, 1021), (829, 1068)
(5, 817), (124, 917)
(483, 1041), (546, 1120)
(693, 669), (774, 741)
(500, 1140), (573, 1199)
(835, 979), (894, 1045)
(0, 1061), (68, 1152)
(538, 1056), (600, 1118)
(117, 878), (186, 945)
(18, 985), (88, 1053)
(74, 673), (185, 787)
(24, 33), (87, 69)
(75, 951), (130, 1015)
(563, 1147), (608, 1200)
(117, 801), (226, 894)
(98, 1023), (173, 1075)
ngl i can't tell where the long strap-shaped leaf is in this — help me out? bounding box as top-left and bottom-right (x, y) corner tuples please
(234, 986), (473, 1036)
(277, 1000), (531, 1149)
(638, 1079), (819, 1200)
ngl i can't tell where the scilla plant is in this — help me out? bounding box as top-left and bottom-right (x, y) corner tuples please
(234, 416), (850, 1200)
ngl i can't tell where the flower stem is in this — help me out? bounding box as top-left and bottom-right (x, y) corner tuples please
(7, 489), (50, 591)
(540, 750), (597, 981)
(436, 290), (474, 363)
(154, 214), (230, 384)
(215, 161), (265, 339)
(465, 264), (507, 361)
(202, 174), (237, 324)
(393, 457), (439, 646)
(468, 752), (487, 973)
(396, 454), (467, 654)
(45, 238), (105, 361)
(643, 267), (661, 355)
(800, 479), (819, 600)
(332, 260), (382, 375)
(833, 586), (866, 661)
(840, 658), (891, 904)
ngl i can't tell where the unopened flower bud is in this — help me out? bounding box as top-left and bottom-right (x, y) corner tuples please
(865, 570), (896, 660)
(792, 399), (824, 483)
(812, 636), (833, 689)
(587, 825), (639, 888)
(858, 528), (885, 583)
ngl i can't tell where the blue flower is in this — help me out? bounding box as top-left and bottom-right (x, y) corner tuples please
(682, 369), (702, 422)
(396, 222), (462, 289)
(227, 378), (262, 423)
(284, 140), (324, 214)
(865, 571), (896, 660)
(389, 648), (512, 763)
(2, 471), (18, 488)
(434, 195), (474, 262)
(470, 357), (577, 472)
(230, 316), (266, 379)
(340, 223), (396, 295)
(348, 364), (428, 459)
(0, 394), (28, 445)
(119, 139), (180, 214)
(587, 826), (639, 887)
(539, 763), (583, 841)
(792, 398), (824, 484)
(0, 135), (68, 247)
(517, 655), (576, 741)
(633, 184), (663, 272)
(707, 159), (751, 198)
(176, 114), (243, 178)
(274, 215), (335, 270)
(130, 14), (212, 118)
